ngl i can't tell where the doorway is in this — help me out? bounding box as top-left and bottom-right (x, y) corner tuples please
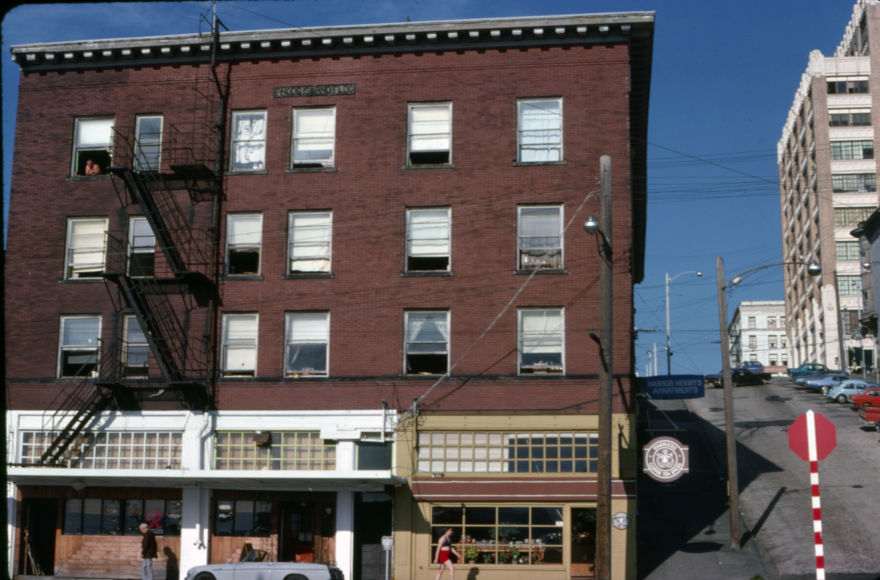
(21, 498), (57, 575)
(281, 505), (316, 563)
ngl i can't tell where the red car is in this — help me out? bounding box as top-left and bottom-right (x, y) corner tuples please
(852, 387), (880, 408)
(858, 405), (880, 425)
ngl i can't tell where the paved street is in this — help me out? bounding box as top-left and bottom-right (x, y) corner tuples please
(686, 377), (880, 580)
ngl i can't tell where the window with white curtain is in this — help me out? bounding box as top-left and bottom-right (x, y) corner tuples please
(518, 206), (562, 269)
(123, 315), (149, 378)
(128, 217), (156, 277)
(135, 115), (163, 171)
(66, 218), (108, 279)
(288, 212), (332, 273)
(408, 103), (451, 165)
(227, 214), (262, 275)
(221, 314), (258, 377)
(58, 315), (101, 378)
(517, 99), (562, 163)
(292, 108), (335, 168)
(285, 312), (329, 377)
(406, 208), (450, 272)
(73, 117), (114, 176)
(518, 309), (564, 374)
(231, 111), (267, 171)
(405, 311), (449, 375)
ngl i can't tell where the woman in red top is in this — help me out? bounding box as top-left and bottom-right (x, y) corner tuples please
(433, 527), (461, 580)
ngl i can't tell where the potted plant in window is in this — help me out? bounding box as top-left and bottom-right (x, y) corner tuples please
(508, 546), (521, 564)
(464, 545), (479, 564)
(497, 551), (511, 564)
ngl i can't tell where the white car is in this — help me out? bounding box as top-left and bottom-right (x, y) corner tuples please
(184, 562), (344, 580)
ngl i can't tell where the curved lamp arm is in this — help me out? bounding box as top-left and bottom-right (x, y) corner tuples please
(726, 260), (821, 289)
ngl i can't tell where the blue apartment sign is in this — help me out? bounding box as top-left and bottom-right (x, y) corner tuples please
(643, 375), (705, 399)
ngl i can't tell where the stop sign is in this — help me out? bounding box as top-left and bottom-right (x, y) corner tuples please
(789, 411), (837, 461)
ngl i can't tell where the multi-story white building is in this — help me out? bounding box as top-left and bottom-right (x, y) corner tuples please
(729, 301), (788, 368)
(778, 0), (878, 370)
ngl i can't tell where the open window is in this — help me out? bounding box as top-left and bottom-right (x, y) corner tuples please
(517, 99), (562, 163)
(518, 206), (562, 269)
(227, 214), (262, 275)
(231, 111), (267, 171)
(518, 309), (564, 375)
(408, 103), (451, 165)
(221, 314), (258, 377)
(292, 107), (335, 168)
(406, 208), (450, 272)
(135, 115), (163, 172)
(123, 315), (149, 378)
(128, 217), (156, 277)
(66, 218), (108, 279)
(289, 212), (332, 273)
(405, 311), (449, 375)
(285, 312), (329, 377)
(73, 118), (114, 176)
(58, 315), (101, 378)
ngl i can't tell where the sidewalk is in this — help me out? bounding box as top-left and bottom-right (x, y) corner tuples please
(637, 398), (771, 580)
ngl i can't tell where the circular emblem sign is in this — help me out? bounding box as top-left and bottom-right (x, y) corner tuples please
(612, 512), (631, 530)
(643, 436), (689, 482)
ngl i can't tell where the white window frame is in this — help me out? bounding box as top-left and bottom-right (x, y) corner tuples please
(288, 212), (332, 274)
(226, 213), (263, 276)
(748, 317), (756, 329)
(65, 218), (109, 280)
(221, 313), (258, 378)
(517, 98), (562, 163)
(748, 335), (757, 349)
(406, 208), (451, 272)
(128, 216), (156, 277)
(58, 315), (101, 378)
(72, 117), (114, 177)
(517, 206), (563, 270)
(134, 115), (163, 172)
(404, 311), (450, 376)
(518, 308), (565, 375)
(285, 312), (330, 377)
(230, 110), (267, 172)
(123, 315), (150, 378)
(291, 107), (336, 168)
(407, 102), (452, 166)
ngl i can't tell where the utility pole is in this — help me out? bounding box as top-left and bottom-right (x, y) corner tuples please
(834, 271), (847, 371)
(653, 343), (658, 376)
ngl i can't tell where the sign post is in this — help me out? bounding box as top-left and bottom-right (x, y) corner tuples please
(788, 410), (837, 580)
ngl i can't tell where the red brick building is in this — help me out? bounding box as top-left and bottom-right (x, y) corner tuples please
(6, 12), (653, 580)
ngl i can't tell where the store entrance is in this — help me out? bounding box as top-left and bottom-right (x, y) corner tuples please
(20, 498), (57, 575)
(570, 508), (597, 579)
(281, 504), (316, 563)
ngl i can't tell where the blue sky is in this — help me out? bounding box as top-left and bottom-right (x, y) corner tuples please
(0, 0), (861, 375)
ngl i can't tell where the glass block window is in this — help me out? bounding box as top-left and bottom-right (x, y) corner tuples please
(21, 431), (182, 468)
(430, 506), (564, 565)
(63, 498), (181, 536)
(836, 241), (861, 261)
(214, 432), (336, 471)
(417, 432), (598, 474)
(839, 275), (862, 295)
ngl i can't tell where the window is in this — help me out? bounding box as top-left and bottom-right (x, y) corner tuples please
(214, 500), (272, 537)
(430, 506), (564, 565)
(835, 207), (873, 227)
(769, 354), (778, 365)
(128, 217), (155, 277)
(840, 275), (862, 295)
(405, 311), (449, 375)
(837, 241), (861, 261)
(221, 314), (258, 377)
(357, 442), (392, 470)
(782, 336), (787, 348)
(832, 173), (876, 192)
(58, 316), (100, 378)
(22, 431), (182, 468)
(769, 336), (778, 348)
(123, 315), (149, 378)
(418, 431), (597, 474)
(64, 499), (181, 536)
(768, 317), (776, 328)
(749, 354), (758, 362)
(827, 77), (869, 94)
(214, 432), (336, 470)
(231, 111), (266, 171)
(782, 354), (788, 366)
(406, 208), (451, 272)
(73, 117), (114, 176)
(66, 218), (108, 279)
(748, 316), (756, 329)
(292, 107), (335, 168)
(829, 108), (871, 127)
(831, 140), (874, 160)
(518, 309), (564, 375)
(517, 99), (562, 162)
(780, 316), (786, 327)
(285, 312), (329, 377)
(748, 335), (757, 349)
(288, 212), (332, 273)
(135, 115), (163, 171)
(408, 103), (452, 165)
(518, 206), (562, 269)
(226, 214), (262, 275)
(842, 311), (860, 336)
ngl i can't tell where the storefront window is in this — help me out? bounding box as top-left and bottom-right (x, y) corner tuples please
(431, 505), (563, 565)
(214, 431), (336, 471)
(63, 499), (180, 536)
(214, 500), (272, 537)
(571, 508), (597, 576)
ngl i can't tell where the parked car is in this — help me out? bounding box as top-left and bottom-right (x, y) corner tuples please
(788, 363), (847, 381)
(742, 360), (765, 374)
(185, 562), (344, 580)
(858, 405), (880, 426)
(802, 374), (850, 393)
(851, 386), (880, 408)
(704, 368), (765, 388)
(826, 379), (877, 403)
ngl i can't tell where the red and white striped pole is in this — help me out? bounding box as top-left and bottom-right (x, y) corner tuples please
(806, 410), (825, 580)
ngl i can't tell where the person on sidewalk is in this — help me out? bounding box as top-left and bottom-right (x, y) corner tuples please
(139, 522), (158, 580)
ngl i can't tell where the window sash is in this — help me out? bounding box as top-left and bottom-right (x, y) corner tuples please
(67, 219), (108, 277)
(75, 118), (114, 148)
(293, 108), (336, 166)
(61, 316), (101, 348)
(518, 99), (562, 162)
(214, 431), (336, 471)
(405, 312), (450, 354)
(519, 309), (564, 373)
(135, 116), (163, 171)
(409, 104), (452, 153)
(286, 313), (329, 376)
(289, 212), (332, 272)
(518, 207), (562, 269)
(231, 111), (267, 171)
(228, 214), (263, 248)
(407, 209), (451, 258)
(222, 314), (257, 375)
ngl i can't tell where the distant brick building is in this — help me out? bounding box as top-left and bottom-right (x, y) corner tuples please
(6, 12), (653, 580)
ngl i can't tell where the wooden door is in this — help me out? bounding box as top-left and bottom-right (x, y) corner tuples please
(281, 506), (315, 563)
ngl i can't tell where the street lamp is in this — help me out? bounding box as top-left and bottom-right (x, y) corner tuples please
(716, 257), (821, 550)
(665, 270), (702, 374)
